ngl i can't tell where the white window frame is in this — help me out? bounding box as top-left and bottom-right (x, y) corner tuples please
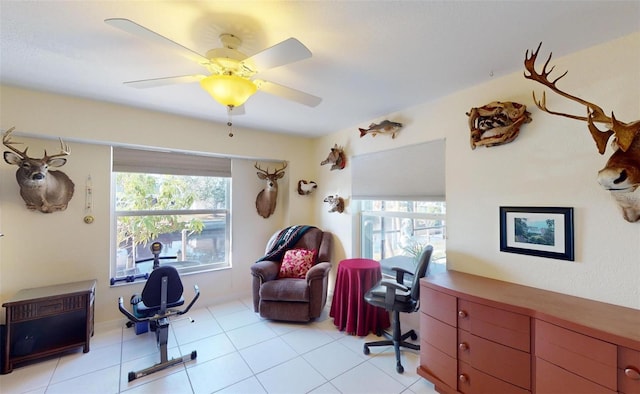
(110, 147), (232, 285)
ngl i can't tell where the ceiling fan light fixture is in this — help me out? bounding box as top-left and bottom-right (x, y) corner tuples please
(200, 74), (257, 107)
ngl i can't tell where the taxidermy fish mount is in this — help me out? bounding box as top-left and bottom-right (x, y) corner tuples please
(359, 120), (403, 138)
(467, 101), (532, 149)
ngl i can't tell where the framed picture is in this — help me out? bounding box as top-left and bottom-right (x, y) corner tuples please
(500, 206), (574, 261)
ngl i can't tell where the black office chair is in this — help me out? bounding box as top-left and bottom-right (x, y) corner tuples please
(118, 259), (200, 382)
(363, 245), (433, 373)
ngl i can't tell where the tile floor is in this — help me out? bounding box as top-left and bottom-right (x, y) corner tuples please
(0, 297), (437, 394)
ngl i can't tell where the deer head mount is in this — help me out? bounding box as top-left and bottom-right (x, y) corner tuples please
(255, 162), (287, 218)
(320, 144), (346, 171)
(524, 43), (640, 222)
(2, 127), (75, 213)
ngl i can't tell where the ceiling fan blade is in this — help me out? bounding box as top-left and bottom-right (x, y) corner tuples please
(256, 80), (322, 107)
(124, 75), (205, 89)
(242, 38), (312, 73)
(105, 18), (209, 65)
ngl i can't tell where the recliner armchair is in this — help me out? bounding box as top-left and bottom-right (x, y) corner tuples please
(363, 245), (433, 373)
(251, 226), (333, 322)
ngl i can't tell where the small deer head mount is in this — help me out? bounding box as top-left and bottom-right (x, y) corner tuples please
(255, 162), (287, 218)
(467, 101), (532, 149)
(524, 43), (640, 222)
(2, 127), (75, 213)
(297, 179), (317, 195)
(320, 144), (346, 171)
(323, 194), (344, 213)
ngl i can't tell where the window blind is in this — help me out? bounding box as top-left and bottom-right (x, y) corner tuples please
(112, 147), (231, 177)
(351, 139), (445, 200)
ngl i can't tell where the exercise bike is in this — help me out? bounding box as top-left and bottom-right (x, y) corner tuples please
(117, 242), (200, 382)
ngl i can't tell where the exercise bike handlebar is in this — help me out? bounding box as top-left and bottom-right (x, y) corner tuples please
(118, 284), (200, 323)
(177, 285), (200, 316)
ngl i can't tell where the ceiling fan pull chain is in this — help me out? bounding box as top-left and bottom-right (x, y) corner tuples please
(227, 105), (234, 137)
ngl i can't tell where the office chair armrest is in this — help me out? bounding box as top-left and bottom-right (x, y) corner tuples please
(119, 296), (146, 323)
(378, 279), (410, 307)
(379, 278), (410, 292)
(177, 285), (200, 316)
(391, 266), (414, 284)
(251, 260), (280, 282)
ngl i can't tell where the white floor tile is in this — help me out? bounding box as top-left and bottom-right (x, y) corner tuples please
(330, 362), (406, 394)
(50, 342), (121, 383)
(172, 316), (224, 346)
(303, 341), (365, 380)
(0, 357), (58, 393)
(256, 356), (327, 394)
(45, 365), (120, 394)
(182, 332), (236, 365)
(215, 376), (266, 394)
(239, 337), (297, 373)
(225, 321), (278, 349)
(215, 308), (262, 331)
(280, 326), (334, 354)
(308, 382), (341, 394)
(188, 352), (253, 393)
(208, 300), (251, 317)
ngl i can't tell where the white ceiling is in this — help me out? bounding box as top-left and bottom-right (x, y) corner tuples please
(1, 1), (638, 138)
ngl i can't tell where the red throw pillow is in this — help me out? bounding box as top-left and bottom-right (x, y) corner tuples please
(279, 249), (317, 279)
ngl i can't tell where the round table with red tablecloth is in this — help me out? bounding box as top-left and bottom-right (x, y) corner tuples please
(329, 258), (391, 336)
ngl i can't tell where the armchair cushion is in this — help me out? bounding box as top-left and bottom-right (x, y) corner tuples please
(279, 249), (316, 279)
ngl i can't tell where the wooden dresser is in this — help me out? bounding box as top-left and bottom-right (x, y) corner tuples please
(418, 271), (640, 394)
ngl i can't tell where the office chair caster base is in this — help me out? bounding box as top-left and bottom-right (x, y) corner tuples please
(363, 345), (370, 355)
(396, 363), (404, 373)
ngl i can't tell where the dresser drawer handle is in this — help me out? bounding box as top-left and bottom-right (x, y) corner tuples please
(625, 367), (640, 380)
(459, 342), (469, 351)
(458, 374), (469, 383)
(458, 310), (468, 318)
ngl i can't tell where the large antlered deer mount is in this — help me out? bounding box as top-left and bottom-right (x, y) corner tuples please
(2, 127), (75, 213)
(255, 162), (287, 219)
(524, 43), (640, 223)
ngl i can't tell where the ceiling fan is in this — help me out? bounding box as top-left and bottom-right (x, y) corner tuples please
(104, 18), (322, 115)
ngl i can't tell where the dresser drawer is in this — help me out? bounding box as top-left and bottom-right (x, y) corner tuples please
(420, 340), (458, 389)
(458, 329), (530, 390)
(535, 357), (615, 394)
(457, 299), (530, 352)
(458, 361), (530, 394)
(619, 347), (640, 394)
(421, 286), (457, 326)
(535, 320), (617, 391)
(420, 313), (457, 358)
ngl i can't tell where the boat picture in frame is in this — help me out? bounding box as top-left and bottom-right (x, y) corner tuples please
(499, 206), (574, 261)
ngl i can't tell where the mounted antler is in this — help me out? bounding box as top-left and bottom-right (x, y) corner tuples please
(2, 127), (29, 158)
(2, 127), (75, 213)
(524, 42), (640, 154)
(524, 43), (640, 223)
(254, 162), (287, 218)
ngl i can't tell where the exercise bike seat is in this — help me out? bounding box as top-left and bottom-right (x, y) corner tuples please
(132, 266), (185, 317)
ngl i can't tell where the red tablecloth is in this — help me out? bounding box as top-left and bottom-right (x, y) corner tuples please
(329, 258), (390, 336)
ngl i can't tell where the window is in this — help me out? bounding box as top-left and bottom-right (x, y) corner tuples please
(358, 200), (446, 270)
(351, 140), (446, 272)
(111, 148), (231, 284)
